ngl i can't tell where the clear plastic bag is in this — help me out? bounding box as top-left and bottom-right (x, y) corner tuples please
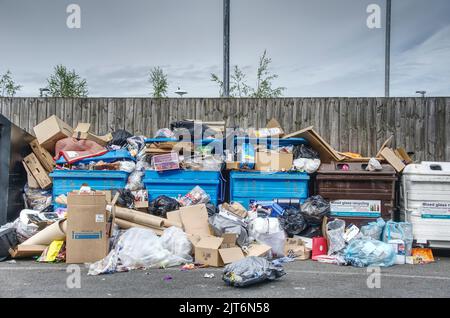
(361, 218), (386, 241)
(209, 214), (249, 247)
(160, 226), (193, 260)
(88, 228), (192, 275)
(326, 219), (346, 255)
(344, 238), (396, 267)
(249, 217), (285, 258)
(125, 160), (151, 191)
(178, 186), (210, 206)
(300, 195), (330, 225)
(119, 161), (136, 173)
(222, 256), (286, 287)
(382, 221), (414, 256)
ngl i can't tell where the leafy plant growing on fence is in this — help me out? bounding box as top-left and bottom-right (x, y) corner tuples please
(0, 70), (22, 97)
(149, 66), (168, 98)
(46, 65), (88, 97)
(211, 50), (285, 97)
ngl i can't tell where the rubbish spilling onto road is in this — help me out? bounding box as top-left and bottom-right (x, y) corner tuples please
(0, 114), (446, 289)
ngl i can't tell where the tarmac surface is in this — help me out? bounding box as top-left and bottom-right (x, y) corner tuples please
(1, 254), (449, 298)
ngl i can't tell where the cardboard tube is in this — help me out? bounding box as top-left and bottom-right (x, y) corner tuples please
(22, 219), (66, 246)
(162, 219), (182, 229)
(114, 207), (164, 228)
(114, 218), (164, 236)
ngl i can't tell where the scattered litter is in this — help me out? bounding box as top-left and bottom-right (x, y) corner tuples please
(204, 273), (215, 278)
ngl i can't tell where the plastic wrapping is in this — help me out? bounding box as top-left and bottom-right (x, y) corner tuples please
(160, 226), (193, 261)
(382, 221), (414, 256)
(0, 228), (17, 262)
(209, 214), (249, 247)
(367, 158), (383, 171)
(178, 186), (210, 206)
(127, 136), (146, 157)
(23, 185), (52, 211)
(222, 256), (286, 287)
(293, 144), (319, 159)
(249, 217), (285, 258)
(119, 161), (136, 173)
(125, 160), (151, 191)
(295, 158), (321, 174)
(148, 195), (180, 218)
(326, 219), (346, 255)
(154, 128), (175, 139)
(300, 195), (330, 225)
(361, 218), (386, 240)
(88, 227), (192, 275)
(344, 238), (396, 267)
(278, 208), (307, 237)
(117, 189), (135, 209)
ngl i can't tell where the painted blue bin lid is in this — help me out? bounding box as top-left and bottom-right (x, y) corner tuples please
(55, 149), (135, 165)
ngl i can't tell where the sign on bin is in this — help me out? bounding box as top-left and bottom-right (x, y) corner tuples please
(330, 200), (381, 218)
(421, 202), (450, 219)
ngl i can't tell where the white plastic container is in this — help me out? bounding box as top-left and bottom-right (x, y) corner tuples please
(400, 162), (450, 248)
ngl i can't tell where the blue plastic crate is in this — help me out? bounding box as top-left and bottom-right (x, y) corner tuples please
(143, 170), (225, 205)
(230, 171), (310, 209)
(49, 170), (130, 199)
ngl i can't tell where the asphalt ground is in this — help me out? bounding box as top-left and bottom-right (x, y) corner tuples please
(1, 253), (449, 298)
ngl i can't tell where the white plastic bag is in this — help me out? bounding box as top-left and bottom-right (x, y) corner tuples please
(327, 219), (346, 255)
(88, 227), (192, 275)
(249, 217), (285, 258)
(160, 226), (193, 261)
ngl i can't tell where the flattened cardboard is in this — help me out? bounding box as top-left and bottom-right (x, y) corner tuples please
(246, 243), (272, 257)
(218, 247), (245, 264)
(23, 153), (52, 189)
(9, 245), (47, 258)
(225, 161), (240, 170)
(395, 148), (413, 164)
(283, 126), (343, 163)
(22, 162), (39, 189)
(255, 150), (293, 171)
(375, 136), (394, 158)
(179, 204), (211, 236)
(33, 115), (73, 152)
(73, 123), (113, 147)
(166, 210), (183, 226)
(265, 118), (285, 137)
(380, 147), (406, 172)
(29, 139), (55, 173)
(66, 191), (109, 264)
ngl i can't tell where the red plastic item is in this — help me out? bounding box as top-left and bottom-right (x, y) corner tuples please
(312, 236), (328, 261)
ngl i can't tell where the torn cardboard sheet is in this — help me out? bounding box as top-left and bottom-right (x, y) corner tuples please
(283, 126), (343, 163)
(179, 204), (211, 236)
(73, 123), (113, 147)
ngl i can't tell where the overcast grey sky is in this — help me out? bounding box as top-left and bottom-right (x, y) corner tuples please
(1, 0), (449, 97)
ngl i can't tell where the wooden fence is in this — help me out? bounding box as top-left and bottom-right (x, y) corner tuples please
(1, 97), (449, 161)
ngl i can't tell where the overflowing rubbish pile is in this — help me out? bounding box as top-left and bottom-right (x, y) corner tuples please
(0, 114), (445, 288)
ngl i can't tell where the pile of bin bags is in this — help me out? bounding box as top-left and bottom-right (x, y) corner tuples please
(318, 218), (414, 267)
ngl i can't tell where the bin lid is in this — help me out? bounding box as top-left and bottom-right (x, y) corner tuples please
(403, 161), (450, 176)
(317, 162), (396, 175)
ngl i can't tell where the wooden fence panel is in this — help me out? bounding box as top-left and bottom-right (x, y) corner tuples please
(1, 97), (449, 162)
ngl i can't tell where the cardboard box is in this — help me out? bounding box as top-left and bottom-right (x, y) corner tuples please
(226, 161), (240, 170)
(72, 123), (112, 147)
(246, 243), (272, 257)
(66, 191), (109, 264)
(23, 153), (52, 189)
(284, 238), (311, 260)
(29, 139), (55, 173)
(33, 115), (73, 152)
(194, 235), (244, 267)
(179, 204), (211, 236)
(255, 150), (293, 171)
